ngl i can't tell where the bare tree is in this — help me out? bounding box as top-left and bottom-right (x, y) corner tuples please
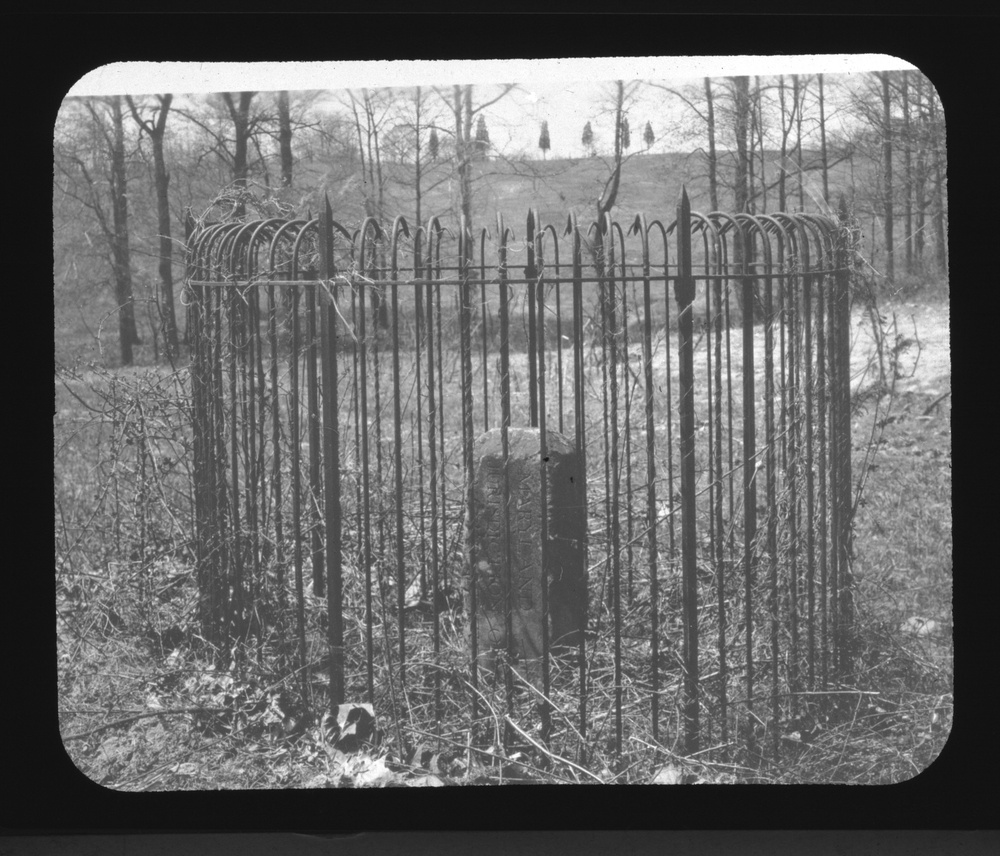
(731, 76), (751, 215)
(436, 83), (517, 227)
(880, 71), (895, 283)
(126, 94), (179, 360)
(56, 97), (141, 366)
(277, 90), (293, 189)
(818, 73), (831, 204)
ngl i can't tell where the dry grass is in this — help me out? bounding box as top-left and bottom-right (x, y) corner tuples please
(54, 289), (951, 787)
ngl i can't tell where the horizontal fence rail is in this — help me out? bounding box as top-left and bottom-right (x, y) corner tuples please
(185, 189), (855, 761)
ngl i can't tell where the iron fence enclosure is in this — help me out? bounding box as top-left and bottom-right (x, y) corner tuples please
(185, 189), (855, 761)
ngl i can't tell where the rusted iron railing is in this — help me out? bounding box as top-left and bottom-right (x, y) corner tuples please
(185, 188), (855, 760)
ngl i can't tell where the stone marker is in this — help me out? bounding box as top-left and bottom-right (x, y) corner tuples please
(466, 427), (587, 683)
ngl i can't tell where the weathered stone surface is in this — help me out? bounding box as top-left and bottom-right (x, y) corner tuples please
(466, 427), (586, 680)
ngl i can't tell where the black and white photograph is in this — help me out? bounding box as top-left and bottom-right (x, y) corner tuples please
(52, 55), (952, 793)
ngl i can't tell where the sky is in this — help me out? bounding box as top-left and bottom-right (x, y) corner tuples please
(68, 56), (917, 160)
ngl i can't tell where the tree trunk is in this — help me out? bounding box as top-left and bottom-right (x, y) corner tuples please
(730, 76), (751, 314)
(778, 75), (788, 212)
(278, 90), (293, 189)
(733, 76), (750, 214)
(127, 93), (178, 359)
(818, 74), (830, 205)
(109, 96), (139, 365)
(151, 98), (179, 359)
(755, 76), (766, 213)
(880, 72), (895, 284)
(901, 72), (913, 274)
(793, 74), (805, 211)
(929, 85), (947, 275)
(454, 85), (474, 228)
(748, 80), (757, 214)
(414, 86), (423, 229)
(223, 91), (254, 217)
(913, 75), (927, 271)
(704, 78), (719, 212)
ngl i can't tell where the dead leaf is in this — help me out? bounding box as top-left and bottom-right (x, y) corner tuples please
(409, 774), (446, 787)
(651, 764), (684, 784)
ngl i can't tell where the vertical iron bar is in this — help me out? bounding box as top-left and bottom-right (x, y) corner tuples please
(289, 283), (308, 702)
(413, 240), (428, 601)
(804, 264), (816, 689)
(425, 241), (440, 722)
(836, 206), (855, 679)
(358, 242), (375, 696)
(319, 202), (344, 704)
(712, 234), (727, 744)
(535, 222), (552, 742)
(739, 221), (757, 745)
(827, 257), (840, 682)
(570, 219), (589, 761)
(307, 280), (324, 599)
(459, 219), (479, 730)
(817, 271), (829, 689)
(788, 260), (801, 714)
(526, 209), (538, 427)
(639, 219), (661, 742)
(676, 189), (700, 754)
(390, 223), (408, 710)
(607, 229), (623, 757)
(764, 256), (779, 758)
(497, 218), (515, 751)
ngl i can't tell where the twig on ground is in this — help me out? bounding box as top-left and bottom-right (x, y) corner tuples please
(922, 390), (950, 415)
(63, 706), (225, 742)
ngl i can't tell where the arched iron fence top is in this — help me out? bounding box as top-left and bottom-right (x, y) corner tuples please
(793, 214), (834, 273)
(799, 213), (839, 267)
(266, 218), (310, 272)
(610, 217), (627, 277)
(705, 211), (745, 268)
(733, 212), (774, 271)
(246, 218), (286, 272)
(757, 214), (792, 269)
(495, 213), (515, 257)
(357, 216), (383, 273)
(191, 221), (240, 277)
(540, 221), (562, 268)
(218, 222), (249, 274)
(787, 213), (825, 272)
(389, 215), (411, 275)
(289, 219), (318, 278)
(228, 220), (269, 275)
(185, 194), (851, 289)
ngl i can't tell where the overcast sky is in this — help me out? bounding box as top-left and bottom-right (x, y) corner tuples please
(68, 56), (918, 160)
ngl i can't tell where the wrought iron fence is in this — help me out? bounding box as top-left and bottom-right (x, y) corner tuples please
(185, 188), (856, 760)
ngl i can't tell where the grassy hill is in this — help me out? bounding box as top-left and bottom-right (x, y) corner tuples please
(55, 148), (867, 367)
(295, 148), (858, 235)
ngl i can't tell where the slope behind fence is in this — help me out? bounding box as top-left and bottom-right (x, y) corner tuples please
(185, 188), (856, 761)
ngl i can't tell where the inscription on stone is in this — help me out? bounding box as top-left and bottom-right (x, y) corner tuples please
(466, 427), (586, 682)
